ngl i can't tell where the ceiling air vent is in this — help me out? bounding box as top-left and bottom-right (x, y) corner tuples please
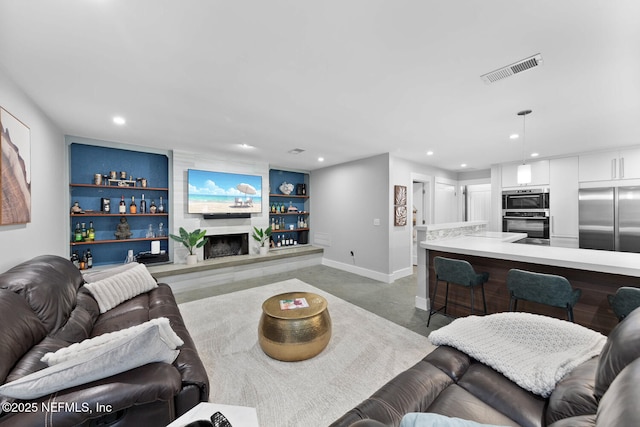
(481, 54), (543, 84)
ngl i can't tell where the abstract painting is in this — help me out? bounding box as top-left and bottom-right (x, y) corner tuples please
(1, 107), (31, 225)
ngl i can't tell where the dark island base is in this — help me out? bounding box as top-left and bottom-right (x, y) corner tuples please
(427, 250), (635, 335)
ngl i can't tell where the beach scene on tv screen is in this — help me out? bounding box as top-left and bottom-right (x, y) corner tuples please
(188, 169), (262, 214)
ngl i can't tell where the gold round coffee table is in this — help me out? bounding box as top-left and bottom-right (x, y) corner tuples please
(258, 291), (332, 362)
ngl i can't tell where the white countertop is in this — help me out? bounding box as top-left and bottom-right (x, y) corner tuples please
(420, 234), (640, 277)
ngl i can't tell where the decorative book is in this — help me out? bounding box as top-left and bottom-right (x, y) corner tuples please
(279, 297), (309, 310)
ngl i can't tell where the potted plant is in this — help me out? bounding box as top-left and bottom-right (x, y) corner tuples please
(252, 225), (272, 255)
(169, 227), (208, 265)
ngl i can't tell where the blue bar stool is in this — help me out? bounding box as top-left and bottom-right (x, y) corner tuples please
(427, 256), (489, 327)
(608, 287), (640, 322)
(506, 269), (581, 322)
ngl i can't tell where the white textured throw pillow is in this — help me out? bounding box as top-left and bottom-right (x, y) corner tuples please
(84, 263), (158, 313)
(0, 317), (183, 400)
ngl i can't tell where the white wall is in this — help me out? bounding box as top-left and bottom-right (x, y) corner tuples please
(171, 150), (270, 263)
(391, 156), (458, 279)
(311, 154), (390, 280)
(0, 67), (67, 272)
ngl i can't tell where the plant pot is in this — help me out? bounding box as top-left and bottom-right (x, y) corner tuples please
(186, 254), (198, 265)
(259, 245), (269, 256)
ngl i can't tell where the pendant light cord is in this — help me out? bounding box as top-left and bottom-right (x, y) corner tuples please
(517, 110), (532, 165)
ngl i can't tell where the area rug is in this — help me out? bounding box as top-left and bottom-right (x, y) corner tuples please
(178, 279), (436, 427)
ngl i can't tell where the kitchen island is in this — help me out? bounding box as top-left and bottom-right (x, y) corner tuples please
(417, 224), (640, 334)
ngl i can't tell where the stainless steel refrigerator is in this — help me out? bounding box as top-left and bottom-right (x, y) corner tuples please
(579, 187), (640, 252)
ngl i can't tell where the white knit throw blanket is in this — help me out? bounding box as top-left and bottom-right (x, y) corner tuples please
(428, 312), (607, 397)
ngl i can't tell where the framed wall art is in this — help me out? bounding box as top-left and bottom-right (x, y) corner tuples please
(1, 107), (31, 225)
(394, 185), (407, 226)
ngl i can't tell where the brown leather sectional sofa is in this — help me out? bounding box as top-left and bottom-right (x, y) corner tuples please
(0, 255), (209, 426)
(331, 307), (640, 427)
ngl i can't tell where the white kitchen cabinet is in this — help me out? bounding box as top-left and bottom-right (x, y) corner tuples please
(579, 148), (640, 182)
(550, 156), (579, 240)
(501, 160), (549, 188)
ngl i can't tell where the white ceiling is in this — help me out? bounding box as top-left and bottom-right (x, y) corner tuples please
(1, 0), (639, 172)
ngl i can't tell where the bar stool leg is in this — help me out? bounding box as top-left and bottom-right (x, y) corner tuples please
(444, 282), (450, 316)
(470, 286), (475, 314)
(567, 305), (575, 322)
(427, 278), (440, 327)
(481, 284), (487, 314)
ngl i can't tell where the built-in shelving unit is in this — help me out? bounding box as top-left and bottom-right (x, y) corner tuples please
(69, 142), (170, 266)
(269, 169), (310, 247)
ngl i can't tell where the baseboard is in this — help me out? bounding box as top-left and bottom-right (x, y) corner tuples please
(415, 295), (429, 311)
(321, 259), (413, 284)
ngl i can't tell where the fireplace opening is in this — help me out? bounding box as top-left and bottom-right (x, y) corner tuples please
(204, 233), (249, 260)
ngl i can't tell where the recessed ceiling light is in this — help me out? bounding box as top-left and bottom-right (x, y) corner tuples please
(318, 157), (325, 162)
(531, 152), (539, 157)
(113, 116), (126, 126)
(239, 143), (255, 149)
(460, 163), (467, 168)
(426, 151), (434, 156)
(510, 134), (519, 140)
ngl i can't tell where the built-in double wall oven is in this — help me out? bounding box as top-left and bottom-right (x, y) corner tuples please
(502, 188), (550, 245)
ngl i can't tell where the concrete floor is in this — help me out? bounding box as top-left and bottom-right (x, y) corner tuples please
(174, 264), (451, 337)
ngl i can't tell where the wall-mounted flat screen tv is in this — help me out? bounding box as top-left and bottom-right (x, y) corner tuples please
(187, 169), (262, 215)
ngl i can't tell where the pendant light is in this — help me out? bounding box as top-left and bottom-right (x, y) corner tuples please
(517, 109), (532, 185)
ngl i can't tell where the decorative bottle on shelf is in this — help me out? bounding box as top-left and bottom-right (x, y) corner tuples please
(149, 199), (157, 214)
(119, 195), (126, 214)
(157, 222), (166, 237)
(129, 196), (137, 214)
(74, 223), (83, 242)
(87, 221), (95, 241)
(86, 249), (93, 268)
(146, 224), (154, 238)
(80, 251), (87, 270)
(81, 223), (87, 240)
(140, 194), (146, 213)
(158, 196), (165, 213)
(70, 251), (80, 268)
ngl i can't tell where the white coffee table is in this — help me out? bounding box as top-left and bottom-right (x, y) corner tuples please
(167, 402), (259, 427)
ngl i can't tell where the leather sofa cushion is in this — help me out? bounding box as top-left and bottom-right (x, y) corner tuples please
(426, 386), (520, 427)
(547, 414), (596, 427)
(0, 318), (182, 400)
(330, 359), (455, 426)
(0, 289), (47, 383)
(0, 255), (83, 333)
(4, 336), (69, 383)
(427, 347), (545, 427)
(456, 364), (545, 427)
(596, 357), (640, 426)
(594, 306), (640, 399)
(546, 357), (598, 425)
(51, 290), (100, 343)
(0, 362), (181, 426)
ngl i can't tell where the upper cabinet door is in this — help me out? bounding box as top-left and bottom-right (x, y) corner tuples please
(550, 157), (579, 239)
(618, 148), (640, 180)
(579, 148), (640, 182)
(501, 160), (550, 188)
